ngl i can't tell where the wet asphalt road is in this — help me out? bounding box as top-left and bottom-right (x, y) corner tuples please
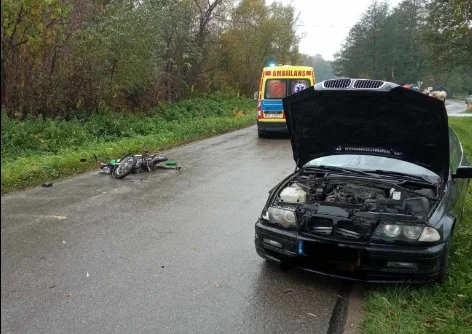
(1, 127), (342, 334)
(446, 100), (470, 116)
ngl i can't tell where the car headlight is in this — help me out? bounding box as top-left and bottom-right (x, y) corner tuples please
(403, 226), (423, 240)
(373, 224), (439, 243)
(383, 224), (401, 238)
(267, 207), (297, 228)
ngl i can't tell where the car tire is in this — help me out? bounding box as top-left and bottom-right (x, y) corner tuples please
(436, 240), (451, 284)
(258, 131), (266, 138)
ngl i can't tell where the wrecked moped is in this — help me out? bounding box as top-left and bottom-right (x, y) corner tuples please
(93, 153), (180, 179)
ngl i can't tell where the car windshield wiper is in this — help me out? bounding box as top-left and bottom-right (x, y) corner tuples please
(364, 170), (436, 185)
(303, 165), (375, 177)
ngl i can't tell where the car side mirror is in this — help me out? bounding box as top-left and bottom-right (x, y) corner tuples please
(253, 91), (258, 100)
(452, 166), (472, 179)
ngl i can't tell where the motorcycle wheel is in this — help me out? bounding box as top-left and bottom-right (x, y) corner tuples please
(112, 154), (137, 179)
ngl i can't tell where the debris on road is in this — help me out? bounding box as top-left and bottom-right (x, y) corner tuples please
(93, 153), (182, 179)
(42, 182), (53, 187)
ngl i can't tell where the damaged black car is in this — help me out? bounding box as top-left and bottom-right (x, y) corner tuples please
(254, 79), (472, 283)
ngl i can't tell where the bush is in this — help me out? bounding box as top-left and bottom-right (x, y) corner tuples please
(1, 96), (256, 193)
(1, 94), (256, 164)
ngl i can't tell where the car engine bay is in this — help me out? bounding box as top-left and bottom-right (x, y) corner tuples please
(274, 173), (438, 218)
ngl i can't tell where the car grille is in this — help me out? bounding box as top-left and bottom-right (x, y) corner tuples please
(303, 216), (375, 242)
(305, 217), (333, 235)
(323, 79), (352, 89)
(336, 221), (364, 240)
(353, 80), (384, 89)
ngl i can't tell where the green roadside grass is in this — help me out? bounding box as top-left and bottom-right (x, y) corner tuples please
(362, 117), (472, 334)
(1, 95), (256, 194)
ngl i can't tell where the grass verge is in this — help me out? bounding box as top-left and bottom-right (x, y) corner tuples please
(362, 117), (472, 334)
(1, 96), (256, 194)
(449, 94), (469, 102)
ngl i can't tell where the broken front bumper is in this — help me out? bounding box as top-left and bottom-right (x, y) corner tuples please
(254, 220), (445, 283)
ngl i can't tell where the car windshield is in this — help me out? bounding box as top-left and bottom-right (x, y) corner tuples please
(305, 154), (440, 182)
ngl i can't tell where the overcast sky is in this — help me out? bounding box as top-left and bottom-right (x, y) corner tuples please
(267, 0), (402, 61)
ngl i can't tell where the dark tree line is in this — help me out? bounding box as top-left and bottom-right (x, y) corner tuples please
(1, 0), (300, 117)
(333, 0), (472, 93)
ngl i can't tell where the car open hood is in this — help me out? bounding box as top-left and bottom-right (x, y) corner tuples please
(282, 80), (449, 179)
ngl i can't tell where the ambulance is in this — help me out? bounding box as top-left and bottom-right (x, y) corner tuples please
(255, 65), (315, 137)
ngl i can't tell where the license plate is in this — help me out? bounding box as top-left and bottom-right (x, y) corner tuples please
(264, 113), (283, 118)
(304, 243), (360, 266)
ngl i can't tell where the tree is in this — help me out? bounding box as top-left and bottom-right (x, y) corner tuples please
(298, 54), (336, 82)
(421, 0), (472, 69)
(332, 0), (470, 94)
(333, 1), (390, 79)
(1, 0), (303, 116)
(420, 0), (472, 93)
(219, 0), (300, 94)
(385, 0), (426, 83)
(1, 0), (71, 116)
